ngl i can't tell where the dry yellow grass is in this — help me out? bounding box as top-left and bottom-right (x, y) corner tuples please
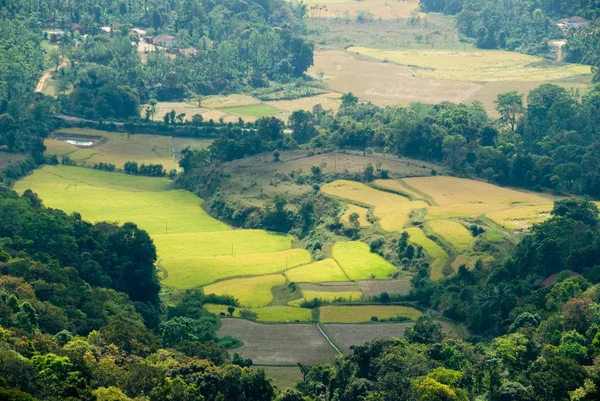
(341, 204), (371, 228)
(451, 253), (494, 270)
(348, 47), (592, 82)
(319, 305), (422, 323)
(425, 203), (511, 220)
(405, 227), (449, 281)
(428, 220), (475, 253)
(376, 201), (428, 231)
(373, 179), (424, 199)
(305, 0), (422, 20)
(486, 204), (553, 230)
(203, 275), (286, 307)
(403, 176), (551, 206)
(285, 259), (349, 283)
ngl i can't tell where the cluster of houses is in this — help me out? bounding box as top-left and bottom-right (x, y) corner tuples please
(556, 16), (589, 31)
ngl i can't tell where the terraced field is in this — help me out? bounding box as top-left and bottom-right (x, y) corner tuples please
(428, 220), (474, 254)
(333, 241), (397, 280)
(285, 259), (349, 283)
(405, 227), (450, 281)
(319, 305), (422, 323)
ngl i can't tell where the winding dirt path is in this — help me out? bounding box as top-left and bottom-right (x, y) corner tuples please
(36, 56), (67, 93)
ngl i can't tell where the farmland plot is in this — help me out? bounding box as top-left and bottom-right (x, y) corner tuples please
(319, 305), (422, 323)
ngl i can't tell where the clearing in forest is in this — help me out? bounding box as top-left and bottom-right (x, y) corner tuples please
(285, 259), (349, 283)
(332, 241), (397, 280)
(348, 47), (593, 82)
(319, 305), (422, 323)
(45, 128), (176, 170)
(404, 227), (449, 281)
(428, 220), (475, 253)
(14, 166), (310, 290)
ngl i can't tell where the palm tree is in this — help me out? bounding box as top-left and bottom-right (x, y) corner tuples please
(481, 283), (517, 330)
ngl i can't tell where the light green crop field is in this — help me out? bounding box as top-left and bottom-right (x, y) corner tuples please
(46, 128), (176, 170)
(161, 249), (311, 289)
(319, 305), (422, 323)
(333, 242), (397, 280)
(288, 290), (363, 306)
(15, 166), (310, 290)
(285, 259), (349, 283)
(204, 275), (286, 307)
(221, 104), (282, 118)
(428, 220), (474, 253)
(205, 304), (313, 322)
(348, 47), (592, 82)
(405, 227), (449, 281)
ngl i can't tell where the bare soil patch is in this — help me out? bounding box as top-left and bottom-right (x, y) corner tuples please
(358, 278), (412, 297)
(217, 319), (338, 365)
(0, 151), (26, 171)
(324, 322), (415, 352)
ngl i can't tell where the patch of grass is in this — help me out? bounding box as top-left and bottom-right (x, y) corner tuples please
(217, 335), (243, 349)
(289, 290), (363, 306)
(341, 204), (371, 228)
(319, 305), (422, 323)
(333, 241), (397, 280)
(485, 229), (505, 243)
(348, 47), (592, 82)
(428, 220), (474, 253)
(204, 304), (313, 322)
(451, 254), (494, 270)
(204, 275), (286, 307)
(162, 249), (311, 289)
(221, 104), (282, 118)
(405, 227), (449, 281)
(285, 259), (349, 283)
(47, 128), (176, 170)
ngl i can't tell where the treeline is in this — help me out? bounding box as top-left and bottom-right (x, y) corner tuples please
(0, 187), (288, 401)
(45, 0), (313, 119)
(124, 161), (167, 177)
(420, 0), (600, 73)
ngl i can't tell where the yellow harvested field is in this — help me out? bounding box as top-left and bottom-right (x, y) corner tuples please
(162, 249), (311, 289)
(285, 259), (349, 283)
(376, 201), (428, 231)
(405, 227), (449, 281)
(341, 204), (371, 228)
(425, 203), (511, 220)
(300, 290), (362, 302)
(451, 253), (494, 270)
(202, 94), (260, 109)
(322, 180), (409, 206)
(486, 204), (553, 230)
(310, 50), (480, 106)
(46, 128), (176, 170)
(203, 275), (286, 307)
(428, 220), (474, 253)
(322, 180), (427, 230)
(304, 0), (422, 20)
(333, 241), (397, 280)
(403, 176), (550, 206)
(374, 179), (424, 199)
(348, 47), (593, 82)
(319, 305), (422, 323)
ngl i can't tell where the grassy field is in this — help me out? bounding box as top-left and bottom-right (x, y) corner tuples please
(162, 249), (311, 289)
(205, 304), (313, 322)
(217, 319), (338, 365)
(46, 128), (176, 170)
(319, 305), (422, 323)
(404, 176), (551, 206)
(348, 47), (592, 82)
(341, 204), (371, 227)
(221, 104), (282, 118)
(428, 220), (474, 253)
(14, 166), (310, 290)
(285, 259), (349, 283)
(333, 242), (397, 280)
(204, 275), (286, 307)
(405, 227), (449, 281)
(451, 253), (494, 270)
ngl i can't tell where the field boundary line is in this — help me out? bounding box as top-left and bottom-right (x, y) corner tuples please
(317, 323), (342, 355)
(461, 83), (484, 103)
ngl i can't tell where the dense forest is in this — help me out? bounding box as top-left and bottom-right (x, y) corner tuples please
(419, 0), (600, 79)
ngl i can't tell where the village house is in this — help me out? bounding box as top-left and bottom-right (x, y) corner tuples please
(152, 34), (177, 48)
(557, 16), (588, 31)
